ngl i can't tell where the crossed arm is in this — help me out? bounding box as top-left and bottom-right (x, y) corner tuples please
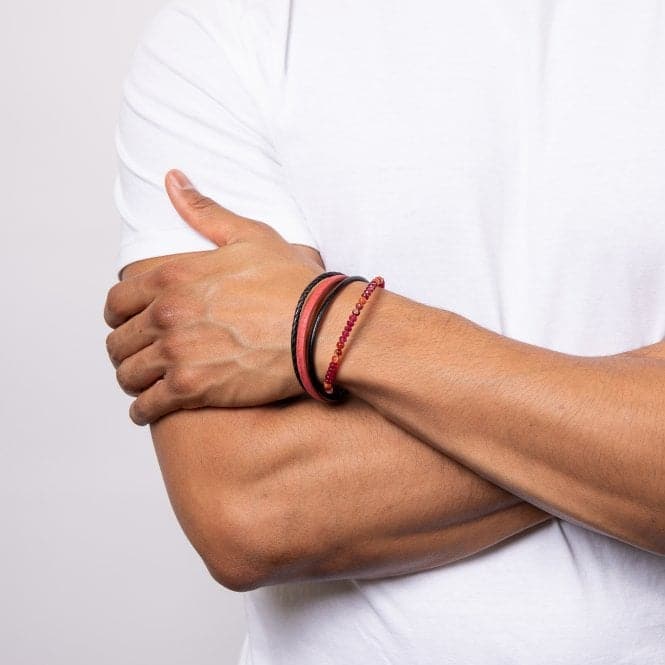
(119, 252), (551, 591)
(311, 280), (665, 556)
(109, 0), (664, 594)
(111, 192), (665, 591)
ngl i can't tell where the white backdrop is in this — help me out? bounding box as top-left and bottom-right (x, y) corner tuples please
(0, 2), (245, 663)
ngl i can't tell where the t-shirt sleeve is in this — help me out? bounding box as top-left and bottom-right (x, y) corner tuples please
(112, 0), (317, 280)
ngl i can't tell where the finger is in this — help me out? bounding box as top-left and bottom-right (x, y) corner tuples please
(129, 374), (201, 426)
(115, 342), (165, 397)
(106, 305), (157, 369)
(164, 169), (266, 246)
(104, 271), (157, 329)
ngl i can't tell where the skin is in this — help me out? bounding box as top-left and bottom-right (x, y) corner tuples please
(105, 168), (663, 585)
(108, 214), (551, 590)
(320, 289), (665, 555)
(141, 380), (550, 590)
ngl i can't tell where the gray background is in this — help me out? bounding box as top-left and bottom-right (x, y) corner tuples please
(1, 2), (245, 663)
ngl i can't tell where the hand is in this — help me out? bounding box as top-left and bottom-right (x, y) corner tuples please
(104, 170), (323, 424)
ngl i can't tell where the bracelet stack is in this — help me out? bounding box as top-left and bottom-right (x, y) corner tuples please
(291, 271), (385, 403)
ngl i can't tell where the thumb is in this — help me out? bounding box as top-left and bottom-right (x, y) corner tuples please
(165, 169), (258, 247)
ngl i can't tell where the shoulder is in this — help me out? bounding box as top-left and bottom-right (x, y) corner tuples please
(135, 0), (291, 112)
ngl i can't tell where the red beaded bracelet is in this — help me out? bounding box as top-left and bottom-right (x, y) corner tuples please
(323, 276), (385, 395)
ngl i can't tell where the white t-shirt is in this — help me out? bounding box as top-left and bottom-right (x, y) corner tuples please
(113, 1), (665, 662)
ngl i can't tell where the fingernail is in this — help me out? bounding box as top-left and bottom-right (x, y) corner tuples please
(169, 169), (195, 190)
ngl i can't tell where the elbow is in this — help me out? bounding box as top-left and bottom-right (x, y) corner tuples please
(197, 496), (320, 592)
(205, 560), (267, 593)
(198, 526), (277, 593)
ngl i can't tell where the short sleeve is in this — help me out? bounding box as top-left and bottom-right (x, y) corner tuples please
(112, 0), (318, 280)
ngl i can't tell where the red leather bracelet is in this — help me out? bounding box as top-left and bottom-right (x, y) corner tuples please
(295, 273), (347, 402)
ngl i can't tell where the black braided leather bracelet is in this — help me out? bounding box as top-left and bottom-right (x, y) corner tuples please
(290, 271), (345, 392)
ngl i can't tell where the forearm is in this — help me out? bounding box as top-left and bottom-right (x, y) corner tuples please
(312, 500), (550, 581)
(298, 499), (549, 583)
(116, 250), (552, 585)
(150, 393), (551, 588)
(257, 394), (550, 581)
(318, 287), (665, 555)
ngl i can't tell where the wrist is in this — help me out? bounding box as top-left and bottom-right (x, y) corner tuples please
(312, 280), (362, 383)
(312, 281), (406, 397)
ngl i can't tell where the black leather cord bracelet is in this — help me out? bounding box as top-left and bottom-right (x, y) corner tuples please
(306, 275), (368, 403)
(291, 271), (345, 391)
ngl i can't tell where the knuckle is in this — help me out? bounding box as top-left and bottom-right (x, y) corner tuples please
(104, 285), (122, 326)
(151, 297), (183, 329)
(115, 363), (134, 394)
(130, 400), (148, 426)
(105, 332), (119, 365)
(167, 367), (200, 397)
(154, 261), (188, 288)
